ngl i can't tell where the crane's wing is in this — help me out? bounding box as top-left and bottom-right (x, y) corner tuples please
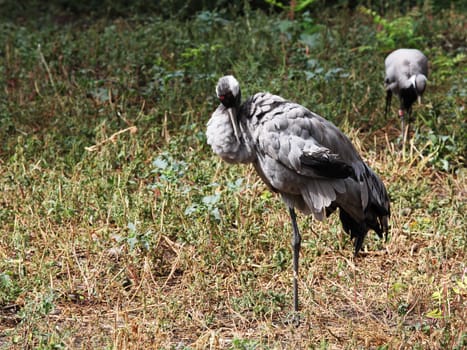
(254, 99), (361, 179)
(244, 93), (390, 250)
(407, 50), (428, 76)
(249, 96), (365, 218)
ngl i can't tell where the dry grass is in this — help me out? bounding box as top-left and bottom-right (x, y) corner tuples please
(1, 131), (465, 349)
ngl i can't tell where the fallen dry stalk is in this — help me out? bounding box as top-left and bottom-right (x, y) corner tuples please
(85, 126), (138, 152)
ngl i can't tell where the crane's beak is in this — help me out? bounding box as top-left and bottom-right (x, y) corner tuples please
(417, 95), (422, 104)
(227, 107), (241, 143)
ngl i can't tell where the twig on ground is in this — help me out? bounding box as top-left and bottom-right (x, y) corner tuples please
(85, 126), (138, 152)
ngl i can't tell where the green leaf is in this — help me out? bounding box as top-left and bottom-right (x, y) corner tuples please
(426, 308), (443, 319)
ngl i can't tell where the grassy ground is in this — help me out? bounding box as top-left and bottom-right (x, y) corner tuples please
(0, 4), (466, 349)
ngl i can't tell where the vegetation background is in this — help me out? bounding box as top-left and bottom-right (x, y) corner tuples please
(0, 0), (465, 348)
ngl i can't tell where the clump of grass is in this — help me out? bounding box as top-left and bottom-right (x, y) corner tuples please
(0, 3), (466, 349)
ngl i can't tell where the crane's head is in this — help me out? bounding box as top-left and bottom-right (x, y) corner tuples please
(409, 74), (427, 102)
(215, 75), (242, 143)
(216, 75), (241, 109)
(415, 74), (427, 98)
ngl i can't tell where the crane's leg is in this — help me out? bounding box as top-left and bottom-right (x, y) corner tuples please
(400, 107), (413, 150)
(400, 111), (406, 146)
(384, 90), (392, 119)
(288, 207), (301, 323)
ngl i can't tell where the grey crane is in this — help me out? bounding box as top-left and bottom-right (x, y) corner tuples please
(206, 75), (390, 319)
(384, 48), (428, 142)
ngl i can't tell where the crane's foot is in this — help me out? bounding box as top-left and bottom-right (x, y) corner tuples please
(285, 311), (301, 327)
(292, 312), (300, 327)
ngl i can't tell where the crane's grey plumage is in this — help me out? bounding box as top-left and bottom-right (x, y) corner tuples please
(207, 75), (390, 318)
(384, 48), (428, 141)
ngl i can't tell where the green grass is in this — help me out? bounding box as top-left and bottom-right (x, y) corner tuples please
(0, 4), (466, 349)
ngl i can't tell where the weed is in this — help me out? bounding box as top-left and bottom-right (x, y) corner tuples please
(359, 6), (424, 50)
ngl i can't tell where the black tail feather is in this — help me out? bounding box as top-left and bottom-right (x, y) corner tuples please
(336, 163), (390, 255)
(339, 209), (367, 255)
(300, 153), (356, 180)
(339, 205), (389, 255)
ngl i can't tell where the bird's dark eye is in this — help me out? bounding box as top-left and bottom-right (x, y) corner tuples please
(218, 92), (236, 108)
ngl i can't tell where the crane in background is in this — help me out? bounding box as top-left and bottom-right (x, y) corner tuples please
(384, 48), (428, 144)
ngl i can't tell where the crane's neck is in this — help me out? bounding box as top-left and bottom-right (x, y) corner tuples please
(206, 104), (256, 164)
(227, 106), (242, 144)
